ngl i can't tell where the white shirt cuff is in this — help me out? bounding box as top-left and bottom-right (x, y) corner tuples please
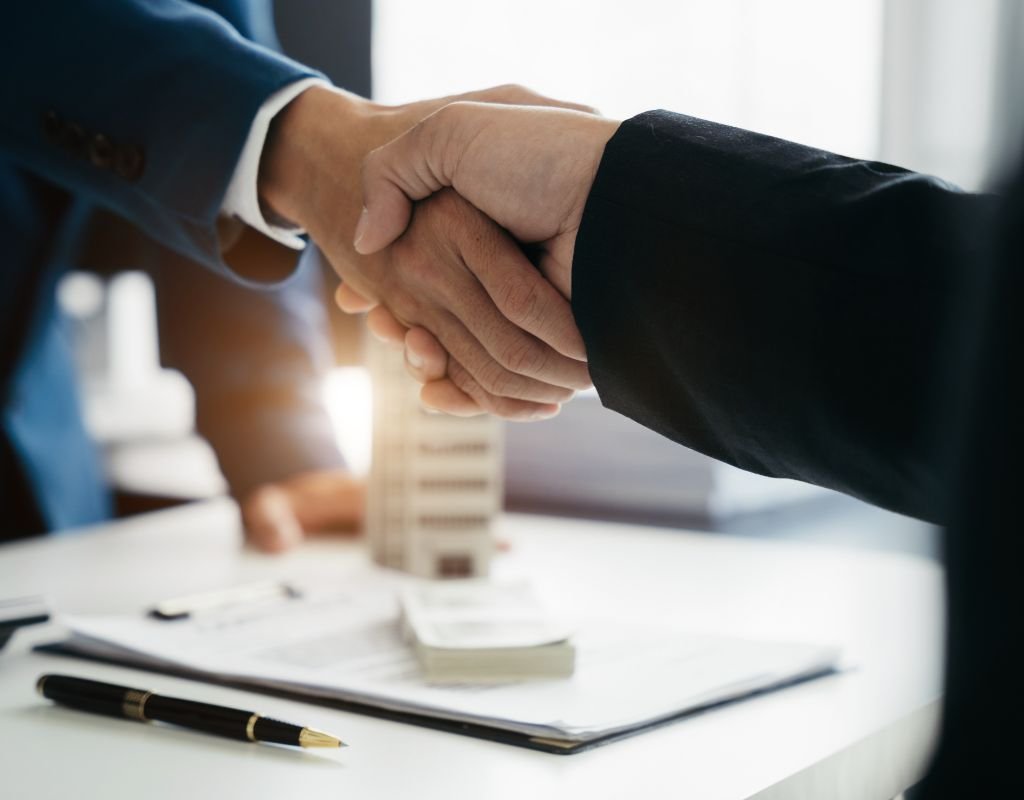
(221, 77), (330, 250)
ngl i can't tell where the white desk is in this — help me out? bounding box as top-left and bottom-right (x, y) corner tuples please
(0, 500), (943, 799)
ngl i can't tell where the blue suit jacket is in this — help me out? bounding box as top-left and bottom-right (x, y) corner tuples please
(0, 0), (342, 536)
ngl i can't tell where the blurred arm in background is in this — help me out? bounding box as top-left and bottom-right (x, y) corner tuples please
(151, 247), (362, 553)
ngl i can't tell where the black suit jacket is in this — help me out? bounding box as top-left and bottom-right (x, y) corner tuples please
(573, 111), (1022, 796)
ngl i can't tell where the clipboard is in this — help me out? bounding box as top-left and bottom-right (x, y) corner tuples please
(1, 596), (49, 651)
(35, 638), (836, 755)
(35, 578), (841, 755)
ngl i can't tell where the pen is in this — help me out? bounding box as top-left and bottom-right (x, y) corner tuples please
(37, 674), (346, 748)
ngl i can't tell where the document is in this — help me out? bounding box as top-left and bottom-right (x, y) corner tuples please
(56, 572), (838, 750)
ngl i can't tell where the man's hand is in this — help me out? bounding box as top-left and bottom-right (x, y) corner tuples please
(350, 103), (620, 416)
(258, 86), (593, 417)
(362, 188), (592, 417)
(240, 469), (364, 553)
(355, 102), (620, 296)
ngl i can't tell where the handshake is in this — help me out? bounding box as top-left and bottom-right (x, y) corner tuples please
(259, 84), (621, 420)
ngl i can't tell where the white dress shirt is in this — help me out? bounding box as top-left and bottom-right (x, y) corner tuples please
(221, 77), (329, 249)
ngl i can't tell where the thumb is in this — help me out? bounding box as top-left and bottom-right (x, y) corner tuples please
(354, 105), (466, 254)
(352, 183), (413, 256)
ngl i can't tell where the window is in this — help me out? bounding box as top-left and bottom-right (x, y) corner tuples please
(373, 0), (884, 158)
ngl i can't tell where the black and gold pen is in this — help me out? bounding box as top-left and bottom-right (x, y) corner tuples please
(37, 674), (346, 748)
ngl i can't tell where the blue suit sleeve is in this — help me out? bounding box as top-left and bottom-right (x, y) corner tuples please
(0, 0), (319, 283)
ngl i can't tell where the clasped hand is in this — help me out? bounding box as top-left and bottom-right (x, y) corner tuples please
(261, 85), (612, 420)
(346, 102), (621, 418)
(348, 99), (618, 417)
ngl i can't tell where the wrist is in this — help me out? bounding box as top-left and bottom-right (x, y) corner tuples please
(258, 86), (389, 235)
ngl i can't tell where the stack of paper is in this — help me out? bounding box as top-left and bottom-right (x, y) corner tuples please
(400, 581), (575, 682)
(50, 573), (840, 752)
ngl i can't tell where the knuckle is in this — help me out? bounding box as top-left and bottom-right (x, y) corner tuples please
(411, 110), (439, 145)
(450, 363), (487, 404)
(499, 337), (545, 376)
(498, 278), (541, 326)
(477, 360), (517, 397)
(449, 364), (532, 420)
(435, 100), (461, 118)
(433, 101), (468, 129)
(484, 390), (528, 419)
(422, 105), (459, 169)
(498, 83), (533, 102)
(473, 362), (503, 396)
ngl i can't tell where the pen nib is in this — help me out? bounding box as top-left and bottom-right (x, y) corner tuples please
(298, 727), (346, 748)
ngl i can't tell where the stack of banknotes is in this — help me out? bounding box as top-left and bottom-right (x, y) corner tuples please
(400, 580), (575, 683)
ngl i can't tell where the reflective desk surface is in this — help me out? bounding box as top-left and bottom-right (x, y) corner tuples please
(0, 499), (942, 799)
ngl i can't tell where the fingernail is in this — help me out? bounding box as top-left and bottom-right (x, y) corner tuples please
(406, 348), (424, 370)
(353, 207), (370, 252)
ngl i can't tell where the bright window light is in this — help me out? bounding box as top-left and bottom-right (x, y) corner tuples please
(374, 0), (884, 158)
(322, 366), (374, 476)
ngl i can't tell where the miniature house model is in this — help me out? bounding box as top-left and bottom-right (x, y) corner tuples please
(365, 337), (502, 579)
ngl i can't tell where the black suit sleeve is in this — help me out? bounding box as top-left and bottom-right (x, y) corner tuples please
(572, 111), (1001, 523)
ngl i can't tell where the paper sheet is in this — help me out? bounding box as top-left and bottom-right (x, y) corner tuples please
(61, 574), (838, 743)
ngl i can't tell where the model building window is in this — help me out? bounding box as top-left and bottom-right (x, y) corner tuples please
(437, 555), (474, 578)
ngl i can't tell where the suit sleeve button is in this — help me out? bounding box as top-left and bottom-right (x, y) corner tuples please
(88, 134), (115, 169)
(113, 144), (145, 181)
(62, 123), (89, 158)
(42, 111), (63, 143)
